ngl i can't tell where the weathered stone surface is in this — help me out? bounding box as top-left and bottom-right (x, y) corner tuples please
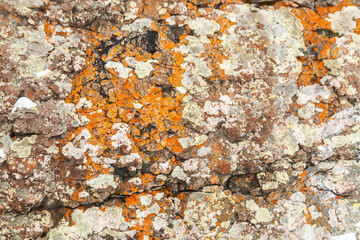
(1, 0), (360, 239)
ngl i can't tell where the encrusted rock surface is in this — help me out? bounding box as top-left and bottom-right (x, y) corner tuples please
(1, 0), (360, 239)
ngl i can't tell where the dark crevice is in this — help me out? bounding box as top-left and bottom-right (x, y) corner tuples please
(227, 174), (261, 195)
(157, 84), (176, 98)
(310, 184), (350, 198)
(314, 28), (343, 38)
(9, 131), (40, 138)
(169, 185), (207, 195)
(244, 0), (282, 5)
(113, 166), (137, 182)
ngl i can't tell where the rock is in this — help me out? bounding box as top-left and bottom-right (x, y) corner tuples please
(1, 0), (360, 239)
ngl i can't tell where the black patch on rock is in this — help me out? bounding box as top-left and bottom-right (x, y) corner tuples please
(165, 26), (188, 44)
(228, 174), (260, 195)
(314, 28), (342, 38)
(113, 166), (136, 182)
(92, 31), (159, 85)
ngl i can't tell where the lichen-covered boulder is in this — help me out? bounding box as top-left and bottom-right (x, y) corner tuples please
(1, 0), (360, 239)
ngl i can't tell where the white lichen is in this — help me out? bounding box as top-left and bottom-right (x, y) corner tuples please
(86, 174), (117, 190)
(11, 97), (37, 113)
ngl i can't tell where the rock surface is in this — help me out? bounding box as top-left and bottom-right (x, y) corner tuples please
(1, 0), (360, 239)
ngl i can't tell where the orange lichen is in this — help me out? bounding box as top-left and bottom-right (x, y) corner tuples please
(216, 15), (236, 34)
(288, 2), (355, 124)
(56, 26), (73, 38)
(141, 173), (155, 185)
(64, 208), (76, 226)
(297, 59), (327, 87)
(125, 194), (140, 207)
(164, 136), (183, 153)
(354, 18), (360, 35)
(315, 102), (333, 125)
(177, 193), (186, 200)
(124, 193), (169, 238)
(70, 186), (85, 203)
(43, 21), (56, 43)
(43, 21), (73, 43)
(305, 207), (312, 224)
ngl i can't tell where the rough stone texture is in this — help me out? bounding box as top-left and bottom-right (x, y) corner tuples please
(1, 0), (360, 239)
